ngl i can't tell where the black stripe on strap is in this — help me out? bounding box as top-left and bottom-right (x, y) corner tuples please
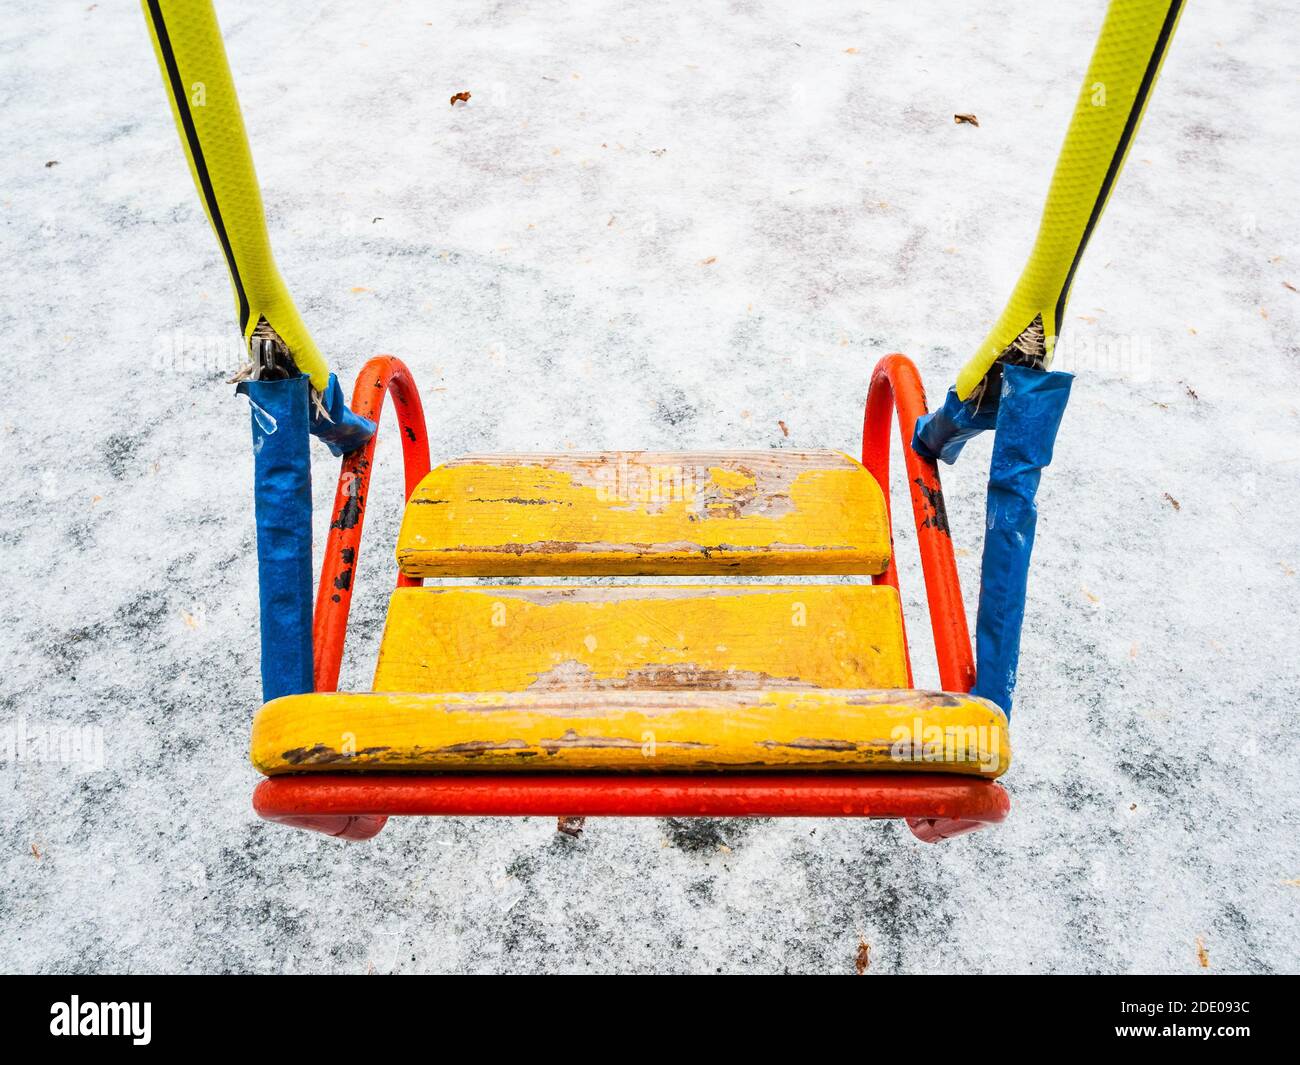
(1052, 0), (1185, 333)
(146, 0), (251, 333)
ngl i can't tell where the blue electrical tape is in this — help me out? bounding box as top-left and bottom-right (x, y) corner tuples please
(911, 385), (999, 465)
(309, 372), (376, 457)
(236, 375), (316, 702)
(970, 365), (1074, 716)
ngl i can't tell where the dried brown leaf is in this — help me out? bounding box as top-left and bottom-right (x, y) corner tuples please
(954, 113), (979, 127)
(855, 939), (871, 974)
(450, 91), (471, 107)
(557, 815), (585, 838)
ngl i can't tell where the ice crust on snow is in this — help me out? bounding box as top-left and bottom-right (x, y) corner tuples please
(1, 1), (1297, 973)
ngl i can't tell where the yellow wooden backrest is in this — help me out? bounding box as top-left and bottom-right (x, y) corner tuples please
(396, 450), (891, 577)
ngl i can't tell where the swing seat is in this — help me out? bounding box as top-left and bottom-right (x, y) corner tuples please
(252, 357), (1011, 841)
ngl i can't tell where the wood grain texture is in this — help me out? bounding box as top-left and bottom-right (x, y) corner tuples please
(373, 584), (908, 693)
(395, 450), (890, 576)
(251, 689), (1010, 776)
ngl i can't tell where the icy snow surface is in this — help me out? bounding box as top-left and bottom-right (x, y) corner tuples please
(1, 1), (1297, 973)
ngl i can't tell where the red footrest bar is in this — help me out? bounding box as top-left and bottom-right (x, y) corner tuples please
(254, 774), (1010, 842)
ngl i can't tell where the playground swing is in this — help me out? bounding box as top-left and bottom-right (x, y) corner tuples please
(142, 1), (1184, 841)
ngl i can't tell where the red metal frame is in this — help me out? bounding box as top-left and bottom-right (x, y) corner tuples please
(313, 356), (431, 694)
(862, 355), (976, 693)
(254, 774), (1008, 842)
(257, 354), (1003, 843)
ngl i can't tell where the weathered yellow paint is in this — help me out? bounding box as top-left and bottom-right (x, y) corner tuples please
(251, 689), (1010, 777)
(396, 451), (890, 577)
(373, 584), (909, 693)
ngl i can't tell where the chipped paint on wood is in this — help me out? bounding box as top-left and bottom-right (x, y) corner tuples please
(395, 450), (891, 576)
(371, 584), (909, 693)
(251, 689), (1010, 776)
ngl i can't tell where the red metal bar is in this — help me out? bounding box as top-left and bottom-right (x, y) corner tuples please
(254, 774), (1009, 832)
(862, 355), (976, 694)
(313, 356), (431, 694)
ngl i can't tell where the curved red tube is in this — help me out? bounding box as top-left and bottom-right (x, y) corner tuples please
(312, 356), (431, 695)
(862, 355), (976, 693)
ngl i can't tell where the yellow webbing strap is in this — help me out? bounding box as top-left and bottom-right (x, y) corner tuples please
(142, 0), (329, 390)
(955, 0), (1185, 400)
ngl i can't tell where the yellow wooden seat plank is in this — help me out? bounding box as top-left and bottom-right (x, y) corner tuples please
(252, 689), (1009, 777)
(396, 450), (890, 576)
(373, 584), (909, 693)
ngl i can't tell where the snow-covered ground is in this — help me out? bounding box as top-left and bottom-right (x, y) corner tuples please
(2, 0), (1297, 974)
